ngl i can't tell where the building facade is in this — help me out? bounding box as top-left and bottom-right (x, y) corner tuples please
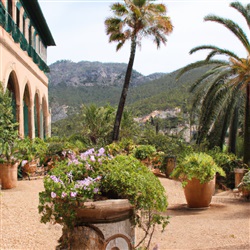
(0, 0), (55, 138)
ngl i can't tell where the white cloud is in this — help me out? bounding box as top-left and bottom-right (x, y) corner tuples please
(39, 0), (249, 75)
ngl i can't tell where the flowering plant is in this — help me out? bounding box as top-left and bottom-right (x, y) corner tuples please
(39, 147), (169, 248)
(38, 148), (106, 227)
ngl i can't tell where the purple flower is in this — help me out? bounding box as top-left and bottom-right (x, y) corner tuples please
(93, 188), (99, 194)
(50, 175), (64, 185)
(70, 192), (77, 198)
(90, 155), (96, 162)
(85, 163), (91, 170)
(97, 147), (105, 156)
(61, 192), (67, 198)
(75, 177), (94, 189)
(50, 175), (59, 183)
(21, 160), (28, 167)
(51, 192), (57, 198)
(80, 153), (87, 161)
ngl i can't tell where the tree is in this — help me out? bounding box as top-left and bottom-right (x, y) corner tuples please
(81, 104), (115, 145)
(177, 2), (250, 166)
(105, 0), (173, 141)
(0, 84), (19, 162)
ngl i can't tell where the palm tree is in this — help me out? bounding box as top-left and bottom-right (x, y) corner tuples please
(105, 0), (173, 141)
(177, 1), (250, 166)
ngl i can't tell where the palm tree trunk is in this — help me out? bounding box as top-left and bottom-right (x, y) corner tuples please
(228, 106), (238, 154)
(243, 83), (250, 166)
(112, 36), (137, 142)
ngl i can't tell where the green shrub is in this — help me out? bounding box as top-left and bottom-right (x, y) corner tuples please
(0, 85), (19, 163)
(133, 145), (157, 160)
(39, 149), (169, 248)
(208, 148), (248, 189)
(171, 152), (225, 187)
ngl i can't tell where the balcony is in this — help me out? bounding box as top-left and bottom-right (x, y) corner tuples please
(0, 2), (50, 73)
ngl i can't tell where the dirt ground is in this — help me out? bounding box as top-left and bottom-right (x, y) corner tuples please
(0, 177), (249, 250)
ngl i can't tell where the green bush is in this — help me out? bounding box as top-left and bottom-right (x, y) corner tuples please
(208, 148), (248, 189)
(0, 85), (19, 163)
(133, 145), (157, 160)
(171, 152), (225, 187)
(39, 149), (169, 248)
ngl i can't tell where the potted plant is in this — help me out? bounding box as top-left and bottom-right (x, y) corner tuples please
(38, 147), (169, 249)
(0, 85), (20, 189)
(18, 137), (47, 176)
(171, 152), (225, 208)
(208, 147), (248, 189)
(237, 170), (250, 199)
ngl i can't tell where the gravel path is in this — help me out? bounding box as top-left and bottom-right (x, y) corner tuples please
(1, 178), (249, 250)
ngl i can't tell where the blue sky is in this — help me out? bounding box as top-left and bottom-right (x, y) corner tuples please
(38, 0), (249, 75)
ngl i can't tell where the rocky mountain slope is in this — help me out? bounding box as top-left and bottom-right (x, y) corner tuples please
(48, 60), (166, 122)
(48, 60), (165, 87)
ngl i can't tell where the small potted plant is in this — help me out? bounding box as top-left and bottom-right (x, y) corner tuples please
(171, 152), (225, 208)
(18, 137), (47, 176)
(0, 85), (20, 189)
(237, 170), (250, 199)
(38, 147), (169, 249)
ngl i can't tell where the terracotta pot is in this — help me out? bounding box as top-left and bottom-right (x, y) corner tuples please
(234, 168), (246, 188)
(0, 162), (18, 189)
(22, 160), (37, 174)
(184, 177), (215, 208)
(75, 199), (134, 224)
(59, 199), (135, 250)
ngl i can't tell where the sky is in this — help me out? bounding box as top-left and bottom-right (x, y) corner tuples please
(38, 0), (249, 75)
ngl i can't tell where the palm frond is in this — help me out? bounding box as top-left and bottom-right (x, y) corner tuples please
(204, 15), (250, 53)
(230, 2), (250, 29)
(176, 60), (225, 80)
(190, 66), (229, 92)
(111, 3), (128, 17)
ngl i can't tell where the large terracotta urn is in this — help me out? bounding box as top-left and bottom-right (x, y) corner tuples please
(184, 177), (216, 208)
(59, 199), (135, 250)
(0, 162), (19, 189)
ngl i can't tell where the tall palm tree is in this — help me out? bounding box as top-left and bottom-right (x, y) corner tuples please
(105, 0), (173, 141)
(177, 1), (250, 165)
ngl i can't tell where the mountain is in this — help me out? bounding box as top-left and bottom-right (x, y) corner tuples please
(48, 60), (166, 122)
(48, 60), (213, 122)
(48, 60), (165, 87)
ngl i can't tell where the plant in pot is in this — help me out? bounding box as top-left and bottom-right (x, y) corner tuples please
(18, 137), (47, 177)
(171, 152), (225, 208)
(237, 170), (250, 199)
(38, 147), (169, 249)
(0, 85), (20, 189)
(208, 147), (248, 189)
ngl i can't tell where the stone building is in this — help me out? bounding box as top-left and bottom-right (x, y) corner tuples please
(0, 0), (55, 138)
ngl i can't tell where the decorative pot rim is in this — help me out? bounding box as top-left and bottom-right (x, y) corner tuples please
(75, 199), (134, 224)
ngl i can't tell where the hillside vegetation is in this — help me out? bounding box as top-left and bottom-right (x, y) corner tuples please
(48, 60), (213, 122)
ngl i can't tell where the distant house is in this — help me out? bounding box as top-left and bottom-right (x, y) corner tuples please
(0, 0), (55, 138)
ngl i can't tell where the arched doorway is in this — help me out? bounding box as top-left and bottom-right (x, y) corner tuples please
(6, 71), (20, 127)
